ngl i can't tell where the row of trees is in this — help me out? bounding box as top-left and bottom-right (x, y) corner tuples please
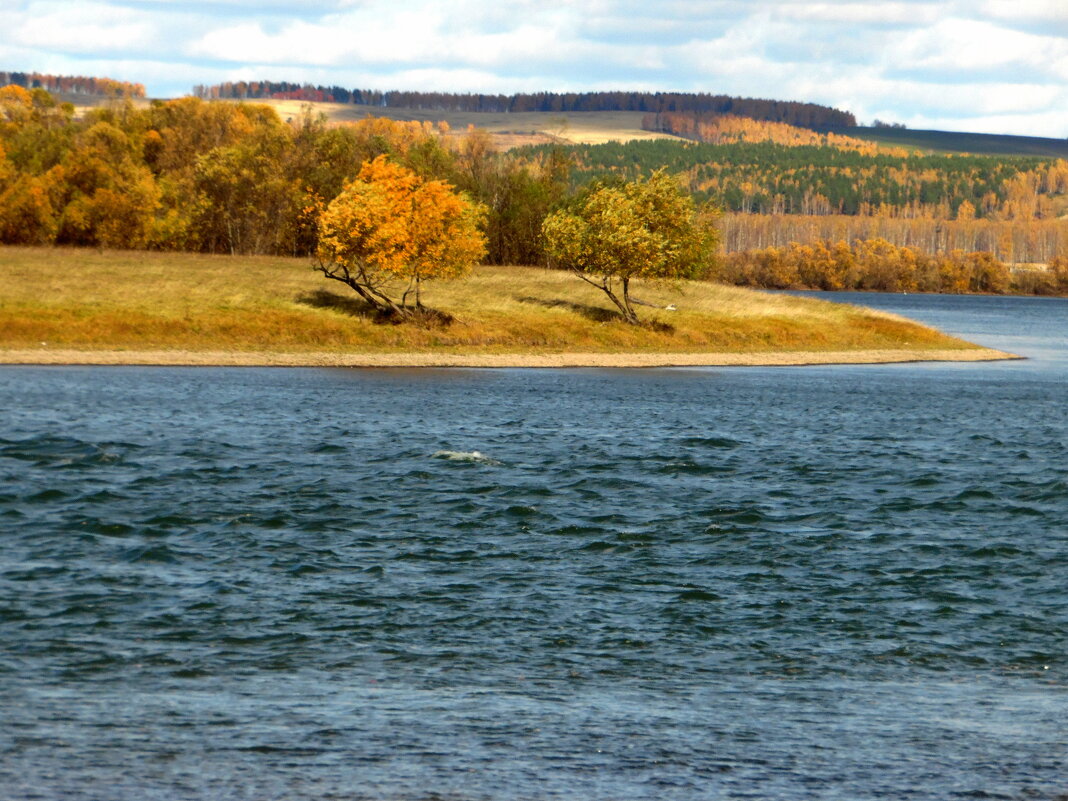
(0, 86), (569, 262)
(642, 113), (891, 154)
(717, 239), (1068, 295)
(0, 71), (145, 98)
(718, 213), (1068, 265)
(192, 81), (352, 104)
(192, 84), (856, 128)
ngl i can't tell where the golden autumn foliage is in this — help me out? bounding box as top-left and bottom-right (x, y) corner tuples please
(0, 85), (34, 127)
(1, 83), (1064, 305)
(315, 156), (486, 318)
(644, 112), (905, 157)
(718, 212), (1068, 266)
(543, 170), (718, 323)
(717, 238), (1036, 294)
(57, 121), (161, 249)
(0, 87), (557, 263)
(0, 173), (60, 245)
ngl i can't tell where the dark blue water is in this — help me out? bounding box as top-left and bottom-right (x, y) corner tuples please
(2, 294), (1066, 800)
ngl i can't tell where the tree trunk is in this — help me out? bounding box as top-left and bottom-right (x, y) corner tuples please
(620, 277), (639, 323)
(318, 261), (409, 318)
(569, 268), (640, 324)
(600, 280), (639, 324)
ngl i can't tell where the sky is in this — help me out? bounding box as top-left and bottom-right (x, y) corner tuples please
(2, 0), (1067, 137)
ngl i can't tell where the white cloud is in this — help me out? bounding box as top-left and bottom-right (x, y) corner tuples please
(978, 0), (1067, 24)
(778, 2), (940, 25)
(12, 2), (159, 55)
(890, 18), (1066, 76)
(3, 0), (1068, 137)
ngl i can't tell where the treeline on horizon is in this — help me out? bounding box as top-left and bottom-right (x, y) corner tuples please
(0, 70), (146, 98)
(1, 85), (1065, 296)
(191, 81), (856, 129)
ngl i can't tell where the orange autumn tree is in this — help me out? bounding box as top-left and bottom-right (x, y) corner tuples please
(315, 155), (486, 319)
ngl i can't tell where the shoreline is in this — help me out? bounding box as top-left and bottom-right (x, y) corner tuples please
(0, 347), (1020, 368)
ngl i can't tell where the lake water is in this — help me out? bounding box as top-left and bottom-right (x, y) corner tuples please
(1, 293), (1066, 800)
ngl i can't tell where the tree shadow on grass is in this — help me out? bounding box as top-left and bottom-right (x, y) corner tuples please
(642, 319), (676, 334)
(516, 295), (620, 323)
(298, 288), (374, 317)
(516, 295), (674, 333)
(296, 288), (454, 327)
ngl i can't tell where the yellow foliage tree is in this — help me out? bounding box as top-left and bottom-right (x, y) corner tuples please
(315, 156), (486, 319)
(542, 170), (718, 323)
(57, 121), (161, 248)
(0, 85), (33, 130)
(0, 172), (60, 244)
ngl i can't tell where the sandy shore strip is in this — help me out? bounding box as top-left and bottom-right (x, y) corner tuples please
(0, 347), (1020, 368)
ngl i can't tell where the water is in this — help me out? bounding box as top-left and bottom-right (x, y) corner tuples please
(1, 294), (1066, 800)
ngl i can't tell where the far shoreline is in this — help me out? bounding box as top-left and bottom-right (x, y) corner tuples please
(0, 347), (1021, 369)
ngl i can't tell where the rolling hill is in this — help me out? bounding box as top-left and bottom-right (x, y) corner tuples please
(833, 126), (1068, 159)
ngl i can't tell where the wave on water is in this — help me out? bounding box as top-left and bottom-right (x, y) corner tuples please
(3, 311), (1068, 801)
(0, 435), (131, 467)
(431, 449), (499, 465)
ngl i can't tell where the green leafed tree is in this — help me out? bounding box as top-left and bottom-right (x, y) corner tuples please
(542, 170), (718, 324)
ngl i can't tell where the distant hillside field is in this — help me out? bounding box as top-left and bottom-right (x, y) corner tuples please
(835, 127), (1068, 159)
(59, 94), (677, 147)
(250, 100), (1068, 158)
(59, 91), (1068, 156)
(251, 100), (686, 146)
(255, 101), (1068, 157)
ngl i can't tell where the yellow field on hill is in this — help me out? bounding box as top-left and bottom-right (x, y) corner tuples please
(63, 94), (677, 147)
(254, 100), (683, 147)
(0, 246), (1012, 367)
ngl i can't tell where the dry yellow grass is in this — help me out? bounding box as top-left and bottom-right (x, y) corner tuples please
(0, 246), (1012, 365)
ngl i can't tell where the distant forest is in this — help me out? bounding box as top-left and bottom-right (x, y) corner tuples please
(3, 78), (1064, 278)
(191, 81), (856, 129)
(0, 70), (145, 98)
(535, 139), (1068, 222)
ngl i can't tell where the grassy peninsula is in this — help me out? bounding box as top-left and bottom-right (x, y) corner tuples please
(0, 247), (1013, 367)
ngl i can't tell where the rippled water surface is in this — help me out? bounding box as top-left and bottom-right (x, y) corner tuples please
(2, 294), (1067, 800)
